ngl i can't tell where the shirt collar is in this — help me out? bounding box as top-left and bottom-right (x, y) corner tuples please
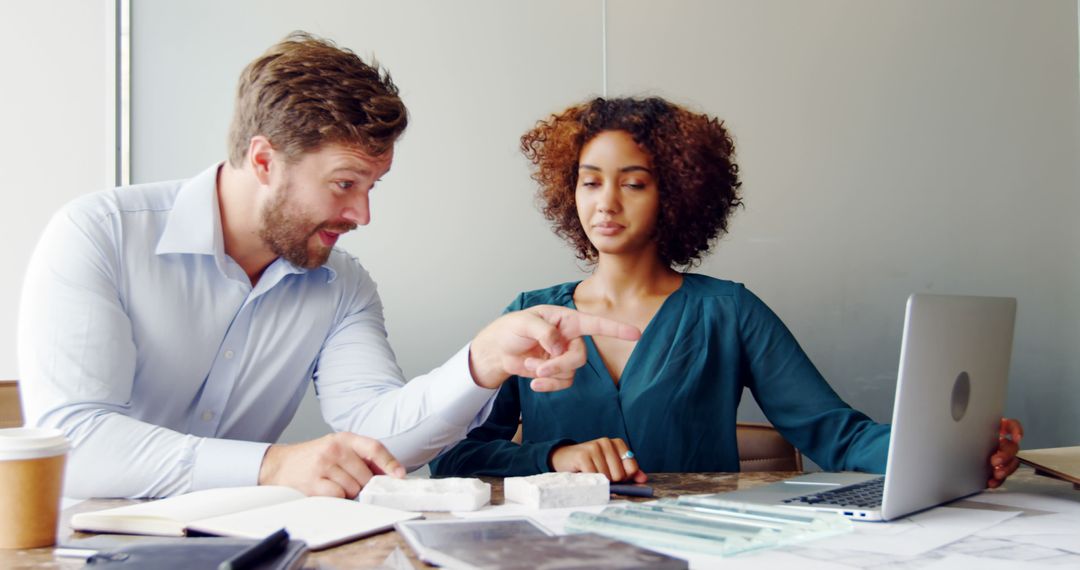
(155, 162), (338, 283)
(155, 163), (224, 257)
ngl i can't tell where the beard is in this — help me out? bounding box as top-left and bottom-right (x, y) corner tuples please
(258, 180), (356, 269)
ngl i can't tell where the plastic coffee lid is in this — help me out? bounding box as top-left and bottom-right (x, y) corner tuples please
(0, 428), (70, 461)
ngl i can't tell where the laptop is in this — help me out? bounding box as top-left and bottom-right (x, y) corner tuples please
(716, 293), (1017, 522)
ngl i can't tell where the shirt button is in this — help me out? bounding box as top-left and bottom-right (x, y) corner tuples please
(202, 410), (215, 421)
(224, 350), (234, 359)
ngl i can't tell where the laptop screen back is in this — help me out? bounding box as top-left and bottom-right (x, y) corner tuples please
(881, 294), (1016, 520)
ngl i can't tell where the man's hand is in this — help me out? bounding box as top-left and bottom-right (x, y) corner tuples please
(258, 432), (405, 498)
(549, 437), (648, 483)
(469, 305), (641, 391)
(988, 417), (1023, 489)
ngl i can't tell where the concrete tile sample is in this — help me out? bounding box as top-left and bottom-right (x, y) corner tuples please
(357, 476), (490, 512)
(504, 472), (610, 509)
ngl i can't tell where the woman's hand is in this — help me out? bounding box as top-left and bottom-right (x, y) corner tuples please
(988, 417), (1023, 489)
(549, 437), (649, 483)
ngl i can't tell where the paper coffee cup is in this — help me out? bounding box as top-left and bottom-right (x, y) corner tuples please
(0, 428), (69, 549)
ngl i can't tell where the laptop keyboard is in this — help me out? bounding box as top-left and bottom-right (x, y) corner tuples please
(782, 476), (885, 509)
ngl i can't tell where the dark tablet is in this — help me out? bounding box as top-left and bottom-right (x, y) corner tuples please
(395, 517), (686, 569)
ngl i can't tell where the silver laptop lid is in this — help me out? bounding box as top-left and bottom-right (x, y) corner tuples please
(881, 294), (1016, 520)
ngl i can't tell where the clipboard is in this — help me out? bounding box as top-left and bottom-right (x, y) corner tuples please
(1017, 446), (1080, 490)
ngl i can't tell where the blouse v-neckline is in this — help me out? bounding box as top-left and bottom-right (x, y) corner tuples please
(567, 276), (688, 392)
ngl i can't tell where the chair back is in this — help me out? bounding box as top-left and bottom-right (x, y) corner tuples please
(0, 381), (23, 428)
(736, 421), (803, 472)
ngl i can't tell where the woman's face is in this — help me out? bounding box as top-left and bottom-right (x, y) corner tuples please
(575, 130), (660, 259)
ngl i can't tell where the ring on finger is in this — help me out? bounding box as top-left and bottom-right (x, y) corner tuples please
(620, 450), (635, 461)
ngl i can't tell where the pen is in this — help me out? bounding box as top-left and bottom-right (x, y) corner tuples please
(610, 484), (654, 498)
(218, 528), (290, 570)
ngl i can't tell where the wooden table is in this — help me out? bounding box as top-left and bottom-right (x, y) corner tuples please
(0, 472), (794, 569)
(3, 469), (1069, 569)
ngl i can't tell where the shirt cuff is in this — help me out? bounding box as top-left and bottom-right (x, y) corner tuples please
(428, 343), (498, 428)
(191, 437), (271, 490)
(533, 438), (578, 473)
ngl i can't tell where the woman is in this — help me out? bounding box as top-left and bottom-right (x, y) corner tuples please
(431, 97), (1021, 487)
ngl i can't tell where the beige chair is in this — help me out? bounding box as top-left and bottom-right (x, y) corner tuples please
(0, 380), (23, 428)
(736, 421), (803, 472)
(513, 419), (803, 473)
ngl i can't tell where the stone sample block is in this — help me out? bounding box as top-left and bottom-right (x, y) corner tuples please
(357, 476), (491, 512)
(504, 472), (610, 509)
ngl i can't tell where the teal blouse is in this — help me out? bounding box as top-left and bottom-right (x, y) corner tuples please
(430, 274), (889, 477)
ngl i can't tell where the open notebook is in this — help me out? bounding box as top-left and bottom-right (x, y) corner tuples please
(70, 486), (420, 550)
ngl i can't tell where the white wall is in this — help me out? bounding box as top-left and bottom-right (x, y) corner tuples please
(118, 0), (1080, 449)
(1, 1), (117, 379)
(606, 0), (1080, 447)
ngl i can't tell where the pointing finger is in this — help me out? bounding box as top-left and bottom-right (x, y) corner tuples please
(514, 312), (568, 357)
(533, 338), (587, 378)
(530, 306), (640, 342)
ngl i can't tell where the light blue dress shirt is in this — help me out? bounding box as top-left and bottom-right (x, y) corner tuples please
(18, 164), (496, 498)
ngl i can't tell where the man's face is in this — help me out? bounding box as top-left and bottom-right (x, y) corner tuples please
(259, 143), (393, 269)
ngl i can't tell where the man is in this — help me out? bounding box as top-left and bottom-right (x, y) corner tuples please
(17, 32), (640, 499)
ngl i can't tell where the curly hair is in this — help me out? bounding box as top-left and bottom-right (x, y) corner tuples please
(227, 31), (408, 166)
(520, 97), (742, 268)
